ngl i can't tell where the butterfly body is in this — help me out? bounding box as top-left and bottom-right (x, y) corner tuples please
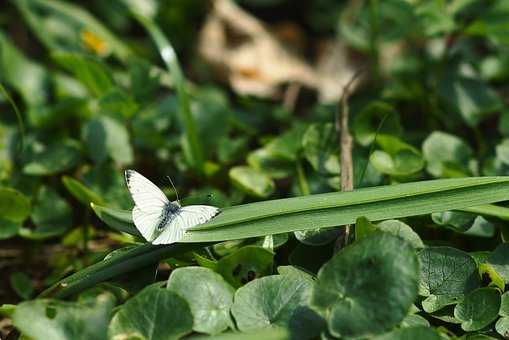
(125, 170), (219, 244)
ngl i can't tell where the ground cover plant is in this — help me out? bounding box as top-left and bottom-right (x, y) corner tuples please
(1, 0), (509, 339)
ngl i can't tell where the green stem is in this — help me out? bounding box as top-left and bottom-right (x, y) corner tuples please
(296, 158), (310, 196)
(133, 14), (205, 176)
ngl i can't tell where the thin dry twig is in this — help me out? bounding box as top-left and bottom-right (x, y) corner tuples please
(334, 70), (363, 251)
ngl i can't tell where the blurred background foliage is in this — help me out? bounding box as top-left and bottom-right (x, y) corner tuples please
(0, 0), (508, 323)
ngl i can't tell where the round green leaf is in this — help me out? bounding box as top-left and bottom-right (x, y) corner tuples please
(82, 116), (133, 166)
(373, 326), (441, 340)
(167, 267), (234, 335)
(421, 294), (462, 314)
(487, 243), (509, 283)
(216, 245), (274, 288)
(23, 139), (81, 176)
(376, 219), (424, 249)
(229, 166), (275, 198)
(496, 316), (509, 338)
(311, 233), (419, 338)
(454, 288), (501, 331)
(422, 131), (472, 178)
(400, 315), (430, 328)
(294, 227), (341, 246)
(302, 123), (340, 175)
(0, 187), (31, 222)
(12, 293), (115, 340)
(231, 274), (324, 339)
(419, 247), (480, 296)
(108, 285), (193, 340)
(22, 186), (72, 239)
(370, 149), (424, 177)
(500, 291), (509, 317)
(10, 272), (34, 300)
(369, 135), (424, 177)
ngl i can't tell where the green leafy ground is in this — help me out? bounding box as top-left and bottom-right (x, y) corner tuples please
(1, 0), (509, 339)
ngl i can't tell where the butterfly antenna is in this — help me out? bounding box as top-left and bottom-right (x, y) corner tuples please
(166, 175), (181, 205)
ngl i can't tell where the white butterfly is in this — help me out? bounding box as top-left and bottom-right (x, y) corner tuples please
(125, 170), (219, 245)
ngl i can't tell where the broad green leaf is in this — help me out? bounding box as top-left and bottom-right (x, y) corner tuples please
(500, 291), (509, 317)
(231, 274), (324, 339)
(422, 131), (472, 178)
(23, 139), (81, 176)
(454, 288), (501, 331)
(311, 233), (419, 338)
(14, 0), (131, 61)
(216, 246), (274, 288)
(247, 148), (294, 179)
(487, 243), (509, 283)
(496, 139), (509, 166)
(422, 295), (462, 313)
(496, 316), (509, 338)
(62, 176), (105, 206)
(432, 211), (496, 237)
(108, 285), (193, 340)
(82, 116), (133, 166)
(10, 272), (34, 300)
(438, 72), (502, 126)
(419, 247), (480, 297)
(22, 186), (72, 239)
(370, 135), (424, 177)
(373, 326), (441, 340)
(429, 305), (462, 324)
(229, 166), (275, 198)
(277, 266), (314, 282)
(0, 31), (49, 107)
(92, 177), (509, 243)
(302, 123), (339, 175)
(52, 52), (113, 97)
(294, 227), (340, 246)
(98, 89), (138, 119)
(400, 315), (430, 328)
(376, 219), (424, 249)
(0, 187), (31, 222)
(167, 267), (234, 335)
(352, 101), (402, 146)
(12, 292), (115, 340)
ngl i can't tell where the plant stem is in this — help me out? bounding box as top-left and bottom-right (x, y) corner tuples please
(335, 72), (361, 250)
(296, 158), (310, 196)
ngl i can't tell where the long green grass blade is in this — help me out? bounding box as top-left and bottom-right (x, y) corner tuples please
(133, 13), (205, 175)
(94, 177), (509, 242)
(39, 243), (207, 299)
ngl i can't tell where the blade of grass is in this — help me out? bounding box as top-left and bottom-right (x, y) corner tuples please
(133, 13), (205, 176)
(0, 83), (25, 153)
(93, 177), (509, 242)
(39, 242), (208, 299)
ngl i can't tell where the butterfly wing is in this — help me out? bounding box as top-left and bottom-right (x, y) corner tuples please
(125, 170), (173, 242)
(152, 205), (219, 245)
(125, 170), (170, 211)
